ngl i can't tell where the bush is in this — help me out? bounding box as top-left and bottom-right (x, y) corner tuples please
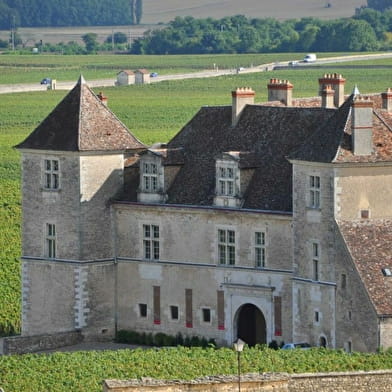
(116, 329), (214, 348)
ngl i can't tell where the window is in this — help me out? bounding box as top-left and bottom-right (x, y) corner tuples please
(143, 224), (160, 260)
(142, 162), (158, 192)
(315, 311), (319, 323)
(217, 166), (235, 196)
(44, 159), (59, 190)
(309, 175), (320, 208)
(312, 242), (319, 281)
(139, 303), (147, 318)
(46, 223), (56, 258)
(170, 306), (179, 320)
(218, 229), (235, 265)
(341, 274), (347, 289)
(202, 308), (211, 323)
(255, 231), (266, 267)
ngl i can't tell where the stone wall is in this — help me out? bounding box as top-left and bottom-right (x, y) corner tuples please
(103, 370), (392, 392)
(3, 331), (83, 355)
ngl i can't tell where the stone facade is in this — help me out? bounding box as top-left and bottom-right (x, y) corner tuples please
(15, 77), (392, 353)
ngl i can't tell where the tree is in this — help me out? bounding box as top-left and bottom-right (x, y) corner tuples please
(367, 0), (392, 11)
(82, 33), (98, 53)
(136, 0), (143, 24)
(105, 32), (127, 44)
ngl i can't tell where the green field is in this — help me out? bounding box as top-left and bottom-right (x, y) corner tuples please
(1, 345), (392, 392)
(0, 53), (362, 84)
(1, 55), (392, 391)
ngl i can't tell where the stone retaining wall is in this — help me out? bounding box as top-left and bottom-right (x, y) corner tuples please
(103, 370), (392, 392)
(3, 331), (83, 354)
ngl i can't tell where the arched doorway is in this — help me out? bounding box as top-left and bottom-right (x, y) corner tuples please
(319, 336), (327, 348)
(236, 303), (266, 346)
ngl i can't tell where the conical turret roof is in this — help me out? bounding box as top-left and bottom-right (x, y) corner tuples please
(16, 76), (145, 152)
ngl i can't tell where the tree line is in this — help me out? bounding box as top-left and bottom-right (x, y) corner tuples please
(130, 9), (392, 54)
(0, 0), (143, 28)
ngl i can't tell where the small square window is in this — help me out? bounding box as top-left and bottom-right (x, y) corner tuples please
(170, 305), (179, 320)
(139, 303), (147, 318)
(361, 209), (369, 219)
(202, 308), (211, 323)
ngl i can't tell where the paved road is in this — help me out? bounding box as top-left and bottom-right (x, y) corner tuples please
(1, 53), (392, 95)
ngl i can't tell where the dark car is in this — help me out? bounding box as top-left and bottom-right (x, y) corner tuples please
(150, 72), (158, 77)
(40, 78), (52, 85)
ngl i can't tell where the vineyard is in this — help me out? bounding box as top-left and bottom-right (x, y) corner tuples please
(1, 55), (392, 390)
(1, 346), (392, 392)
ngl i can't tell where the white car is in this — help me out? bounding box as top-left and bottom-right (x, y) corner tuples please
(282, 342), (311, 349)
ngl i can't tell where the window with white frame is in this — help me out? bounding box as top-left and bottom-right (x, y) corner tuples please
(255, 231), (266, 267)
(217, 166), (235, 196)
(46, 223), (56, 258)
(143, 224), (160, 260)
(312, 242), (319, 281)
(309, 175), (320, 208)
(142, 162), (158, 192)
(44, 159), (59, 190)
(218, 229), (235, 265)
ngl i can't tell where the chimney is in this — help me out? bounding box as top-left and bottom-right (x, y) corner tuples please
(267, 79), (293, 106)
(321, 85), (335, 108)
(318, 73), (346, 107)
(382, 88), (392, 112)
(97, 92), (108, 106)
(351, 96), (373, 156)
(231, 87), (255, 126)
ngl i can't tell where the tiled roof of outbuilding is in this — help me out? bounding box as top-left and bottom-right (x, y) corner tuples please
(16, 76), (145, 152)
(338, 219), (392, 316)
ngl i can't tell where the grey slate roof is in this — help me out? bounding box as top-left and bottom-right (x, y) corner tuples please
(125, 104), (336, 211)
(16, 77), (145, 152)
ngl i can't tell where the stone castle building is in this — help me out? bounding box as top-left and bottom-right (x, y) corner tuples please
(16, 74), (392, 352)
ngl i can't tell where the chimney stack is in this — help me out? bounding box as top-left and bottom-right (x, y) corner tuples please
(318, 73), (346, 107)
(267, 79), (293, 106)
(351, 96), (373, 156)
(231, 87), (255, 126)
(321, 85), (335, 108)
(97, 92), (108, 106)
(382, 88), (392, 112)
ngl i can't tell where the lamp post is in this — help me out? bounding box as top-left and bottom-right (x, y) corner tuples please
(233, 338), (245, 392)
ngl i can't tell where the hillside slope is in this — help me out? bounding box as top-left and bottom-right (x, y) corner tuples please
(142, 0), (365, 24)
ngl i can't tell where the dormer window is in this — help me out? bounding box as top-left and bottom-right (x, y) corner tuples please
(138, 152), (164, 203)
(214, 157), (241, 207)
(142, 162), (158, 192)
(218, 166), (235, 196)
(213, 151), (257, 208)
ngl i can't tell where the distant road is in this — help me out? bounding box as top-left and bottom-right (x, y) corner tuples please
(1, 53), (392, 95)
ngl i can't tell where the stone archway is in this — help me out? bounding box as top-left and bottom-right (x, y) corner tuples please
(319, 336), (327, 348)
(236, 303), (266, 346)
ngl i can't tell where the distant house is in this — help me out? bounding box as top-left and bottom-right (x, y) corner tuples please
(15, 74), (392, 353)
(135, 69), (150, 84)
(116, 70), (135, 86)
